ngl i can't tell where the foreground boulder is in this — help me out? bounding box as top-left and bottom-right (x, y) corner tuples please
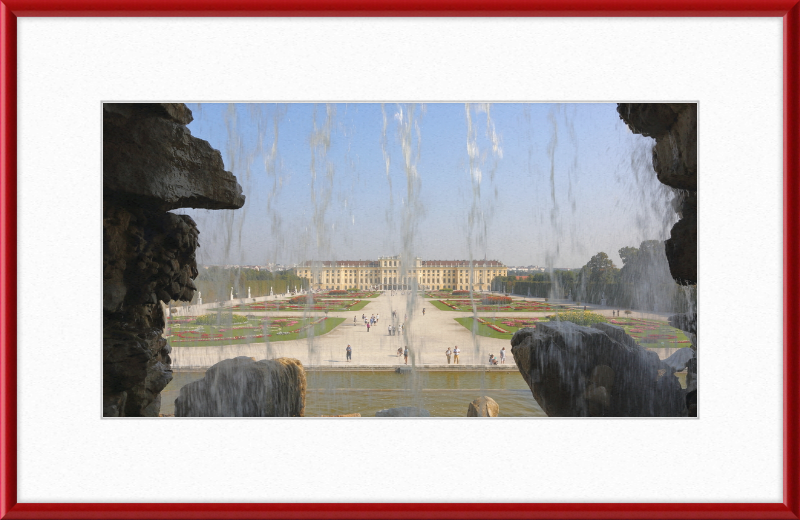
(511, 322), (686, 417)
(375, 406), (430, 417)
(467, 396), (499, 417)
(175, 357), (306, 417)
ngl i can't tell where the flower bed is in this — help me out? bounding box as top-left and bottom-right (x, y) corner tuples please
(457, 314), (691, 348)
(431, 298), (573, 312)
(482, 295), (512, 305)
(168, 315), (342, 345)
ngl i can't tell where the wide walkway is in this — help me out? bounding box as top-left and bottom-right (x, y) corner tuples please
(172, 292), (518, 368)
(170, 292), (681, 368)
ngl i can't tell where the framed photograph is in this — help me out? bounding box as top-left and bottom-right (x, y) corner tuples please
(2, 2), (798, 519)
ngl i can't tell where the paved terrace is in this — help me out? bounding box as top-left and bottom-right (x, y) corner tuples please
(170, 292), (682, 369)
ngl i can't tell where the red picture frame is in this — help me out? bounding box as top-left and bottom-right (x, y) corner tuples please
(1, 2), (798, 519)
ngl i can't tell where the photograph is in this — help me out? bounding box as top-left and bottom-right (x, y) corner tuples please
(4, 9), (796, 517)
(103, 102), (697, 418)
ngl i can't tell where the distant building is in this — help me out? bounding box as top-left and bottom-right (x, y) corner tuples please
(294, 255), (507, 291)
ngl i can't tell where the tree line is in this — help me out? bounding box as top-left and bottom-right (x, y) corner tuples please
(492, 240), (696, 313)
(190, 267), (307, 303)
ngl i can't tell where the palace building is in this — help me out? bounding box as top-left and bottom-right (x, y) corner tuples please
(294, 255), (507, 292)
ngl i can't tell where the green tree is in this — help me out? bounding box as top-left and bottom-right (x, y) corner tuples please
(581, 252), (619, 284)
(618, 246), (640, 266)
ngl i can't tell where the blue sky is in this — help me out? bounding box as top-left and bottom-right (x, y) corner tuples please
(178, 103), (674, 269)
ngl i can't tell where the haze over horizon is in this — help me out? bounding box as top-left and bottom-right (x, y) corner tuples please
(177, 103), (675, 270)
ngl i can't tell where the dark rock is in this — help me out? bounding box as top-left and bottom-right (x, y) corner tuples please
(104, 103), (245, 211)
(375, 406), (431, 417)
(103, 391), (127, 417)
(103, 103), (245, 416)
(592, 322), (639, 349)
(661, 348), (696, 372)
(466, 396), (499, 417)
(665, 211), (697, 284)
(616, 103), (680, 138)
(617, 103), (697, 286)
(651, 104), (697, 191)
(668, 312), (697, 335)
(174, 357), (306, 417)
(511, 322), (686, 417)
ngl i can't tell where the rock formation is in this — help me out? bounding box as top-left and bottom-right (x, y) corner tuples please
(667, 312), (698, 417)
(466, 396), (499, 417)
(174, 357), (306, 417)
(103, 103), (245, 417)
(511, 322), (686, 417)
(375, 406), (431, 417)
(617, 103), (697, 285)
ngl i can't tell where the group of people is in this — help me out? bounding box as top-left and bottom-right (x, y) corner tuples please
(488, 347), (506, 365)
(357, 313), (380, 332)
(444, 346), (460, 364)
(441, 346), (507, 365)
(348, 344), (509, 365)
(388, 323), (404, 336)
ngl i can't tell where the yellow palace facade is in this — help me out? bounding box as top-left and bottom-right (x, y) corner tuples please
(295, 255), (507, 292)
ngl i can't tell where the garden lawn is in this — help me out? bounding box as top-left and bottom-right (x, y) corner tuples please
(167, 316), (345, 347)
(607, 317), (692, 348)
(433, 299), (574, 312)
(425, 291), (456, 299)
(455, 315), (691, 348)
(455, 317), (545, 340)
(430, 300), (460, 311)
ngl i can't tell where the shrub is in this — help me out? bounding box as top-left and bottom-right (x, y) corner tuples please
(330, 290), (348, 295)
(194, 313), (248, 325)
(624, 310), (632, 315)
(548, 310), (606, 326)
(289, 295), (313, 304)
(454, 290), (469, 296)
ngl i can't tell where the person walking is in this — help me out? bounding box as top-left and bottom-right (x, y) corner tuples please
(445, 347), (452, 364)
(388, 324), (392, 336)
(422, 308), (426, 316)
(366, 322), (370, 332)
(453, 346), (460, 364)
(404, 346), (409, 365)
(354, 315), (357, 326)
(500, 346), (506, 364)
(346, 344), (352, 362)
